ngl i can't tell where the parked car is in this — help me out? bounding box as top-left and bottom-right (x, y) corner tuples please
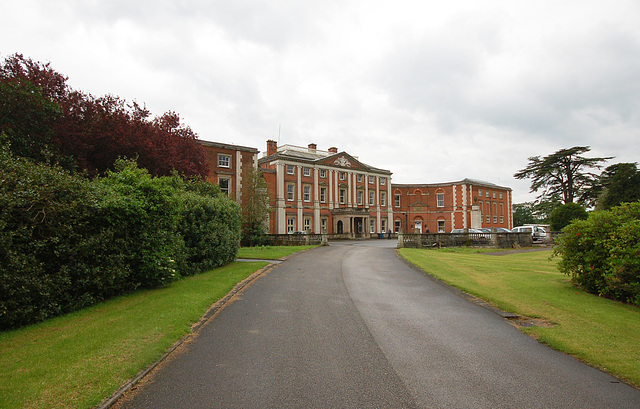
(511, 225), (547, 243)
(450, 228), (490, 242)
(451, 228), (485, 234)
(479, 227), (512, 233)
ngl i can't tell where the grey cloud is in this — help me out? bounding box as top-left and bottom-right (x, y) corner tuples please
(374, 15), (640, 150)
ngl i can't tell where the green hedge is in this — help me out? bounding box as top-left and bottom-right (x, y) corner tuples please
(176, 179), (241, 276)
(554, 201), (640, 306)
(0, 149), (241, 330)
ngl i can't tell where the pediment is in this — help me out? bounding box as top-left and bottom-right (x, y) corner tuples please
(318, 152), (368, 171)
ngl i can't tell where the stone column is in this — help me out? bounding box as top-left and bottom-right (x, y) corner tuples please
(276, 162), (286, 234)
(297, 165), (303, 231)
(313, 168), (321, 234)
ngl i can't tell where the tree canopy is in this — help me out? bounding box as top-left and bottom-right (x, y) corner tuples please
(596, 162), (640, 210)
(241, 167), (271, 246)
(549, 202), (588, 231)
(0, 53), (207, 177)
(514, 146), (612, 206)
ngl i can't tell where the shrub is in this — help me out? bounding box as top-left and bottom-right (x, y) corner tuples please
(176, 187), (241, 276)
(554, 201), (640, 305)
(95, 160), (186, 288)
(0, 143), (102, 328)
(1, 152), (241, 330)
(549, 202), (588, 231)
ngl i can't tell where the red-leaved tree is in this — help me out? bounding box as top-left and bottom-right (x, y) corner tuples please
(1, 53), (208, 178)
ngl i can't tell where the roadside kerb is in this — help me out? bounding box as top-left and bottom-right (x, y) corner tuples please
(97, 260), (280, 409)
(395, 249), (519, 320)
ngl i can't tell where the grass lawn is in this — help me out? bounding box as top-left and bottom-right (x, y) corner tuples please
(0, 261), (268, 409)
(398, 247), (640, 388)
(237, 245), (318, 260)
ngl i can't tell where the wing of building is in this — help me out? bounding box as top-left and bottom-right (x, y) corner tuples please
(200, 139), (513, 236)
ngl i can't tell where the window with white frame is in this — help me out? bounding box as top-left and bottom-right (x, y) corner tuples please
(437, 220), (445, 233)
(478, 189), (483, 197)
(357, 190), (363, 205)
(357, 174), (363, 182)
(380, 177), (386, 185)
(339, 172), (346, 181)
(369, 190), (375, 206)
(370, 219), (375, 233)
(304, 217), (311, 231)
(381, 219), (387, 233)
(486, 215), (490, 223)
(287, 216), (296, 233)
(319, 169), (326, 178)
(486, 190), (490, 198)
(368, 176), (374, 184)
(287, 184), (295, 201)
(395, 193), (401, 207)
(499, 192), (503, 199)
(320, 187), (327, 203)
(493, 215), (498, 223)
(339, 189), (346, 204)
(321, 217), (328, 232)
(218, 154), (231, 168)
(303, 167), (311, 177)
(395, 220), (402, 233)
(437, 192), (445, 207)
(380, 191), (386, 206)
(500, 216), (504, 223)
(303, 185), (311, 202)
(219, 178), (230, 196)
(493, 191), (496, 199)
(287, 165), (295, 175)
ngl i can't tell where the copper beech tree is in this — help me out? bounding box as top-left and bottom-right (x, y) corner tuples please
(0, 53), (207, 178)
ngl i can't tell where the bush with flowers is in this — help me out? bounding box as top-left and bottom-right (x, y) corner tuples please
(554, 201), (640, 306)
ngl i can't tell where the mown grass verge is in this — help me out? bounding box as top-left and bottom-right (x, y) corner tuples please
(237, 245), (318, 260)
(398, 248), (640, 388)
(0, 261), (268, 409)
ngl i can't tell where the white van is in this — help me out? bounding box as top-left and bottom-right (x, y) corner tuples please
(511, 225), (547, 243)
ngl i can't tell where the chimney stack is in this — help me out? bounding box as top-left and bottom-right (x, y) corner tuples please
(328, 146), (338, 154)
(267, 140), (277, 156)
(308, 143), (317, 152)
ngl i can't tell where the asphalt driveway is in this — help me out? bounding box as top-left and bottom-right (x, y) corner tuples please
(117, 240), (640, 408)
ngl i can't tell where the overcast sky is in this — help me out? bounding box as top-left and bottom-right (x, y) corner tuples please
(3, 0), (639, 202)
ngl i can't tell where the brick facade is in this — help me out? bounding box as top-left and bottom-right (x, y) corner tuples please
(392, 180), (512, 234)
(201, 139), (513, 235)
(259, 141), (393, 235)
(199, 141), (258, 204)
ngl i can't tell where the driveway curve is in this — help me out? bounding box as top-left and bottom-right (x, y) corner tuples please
(117, 240), (640, 408)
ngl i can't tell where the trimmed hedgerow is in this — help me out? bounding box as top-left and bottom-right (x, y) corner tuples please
(0, 143), (100, 328)
(0, 148), (241, 330)
(174, 178), (241, 276)
(554, 201), (640, 306)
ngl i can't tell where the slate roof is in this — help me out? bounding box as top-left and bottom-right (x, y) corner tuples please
(259, 144), (391, 175)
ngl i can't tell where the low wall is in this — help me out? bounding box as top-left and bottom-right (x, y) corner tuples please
(263, 234), (324, 246)
(398, 232), (534, 249)
(262, 233), (390, 245)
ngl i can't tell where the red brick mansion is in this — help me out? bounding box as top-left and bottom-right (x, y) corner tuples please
(200, 140), (513, 236)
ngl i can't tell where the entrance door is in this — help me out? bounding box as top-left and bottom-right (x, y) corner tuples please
(414, 220), (422, 234)
(355, 218), (363, 234)
(337, 220), (344, 234)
